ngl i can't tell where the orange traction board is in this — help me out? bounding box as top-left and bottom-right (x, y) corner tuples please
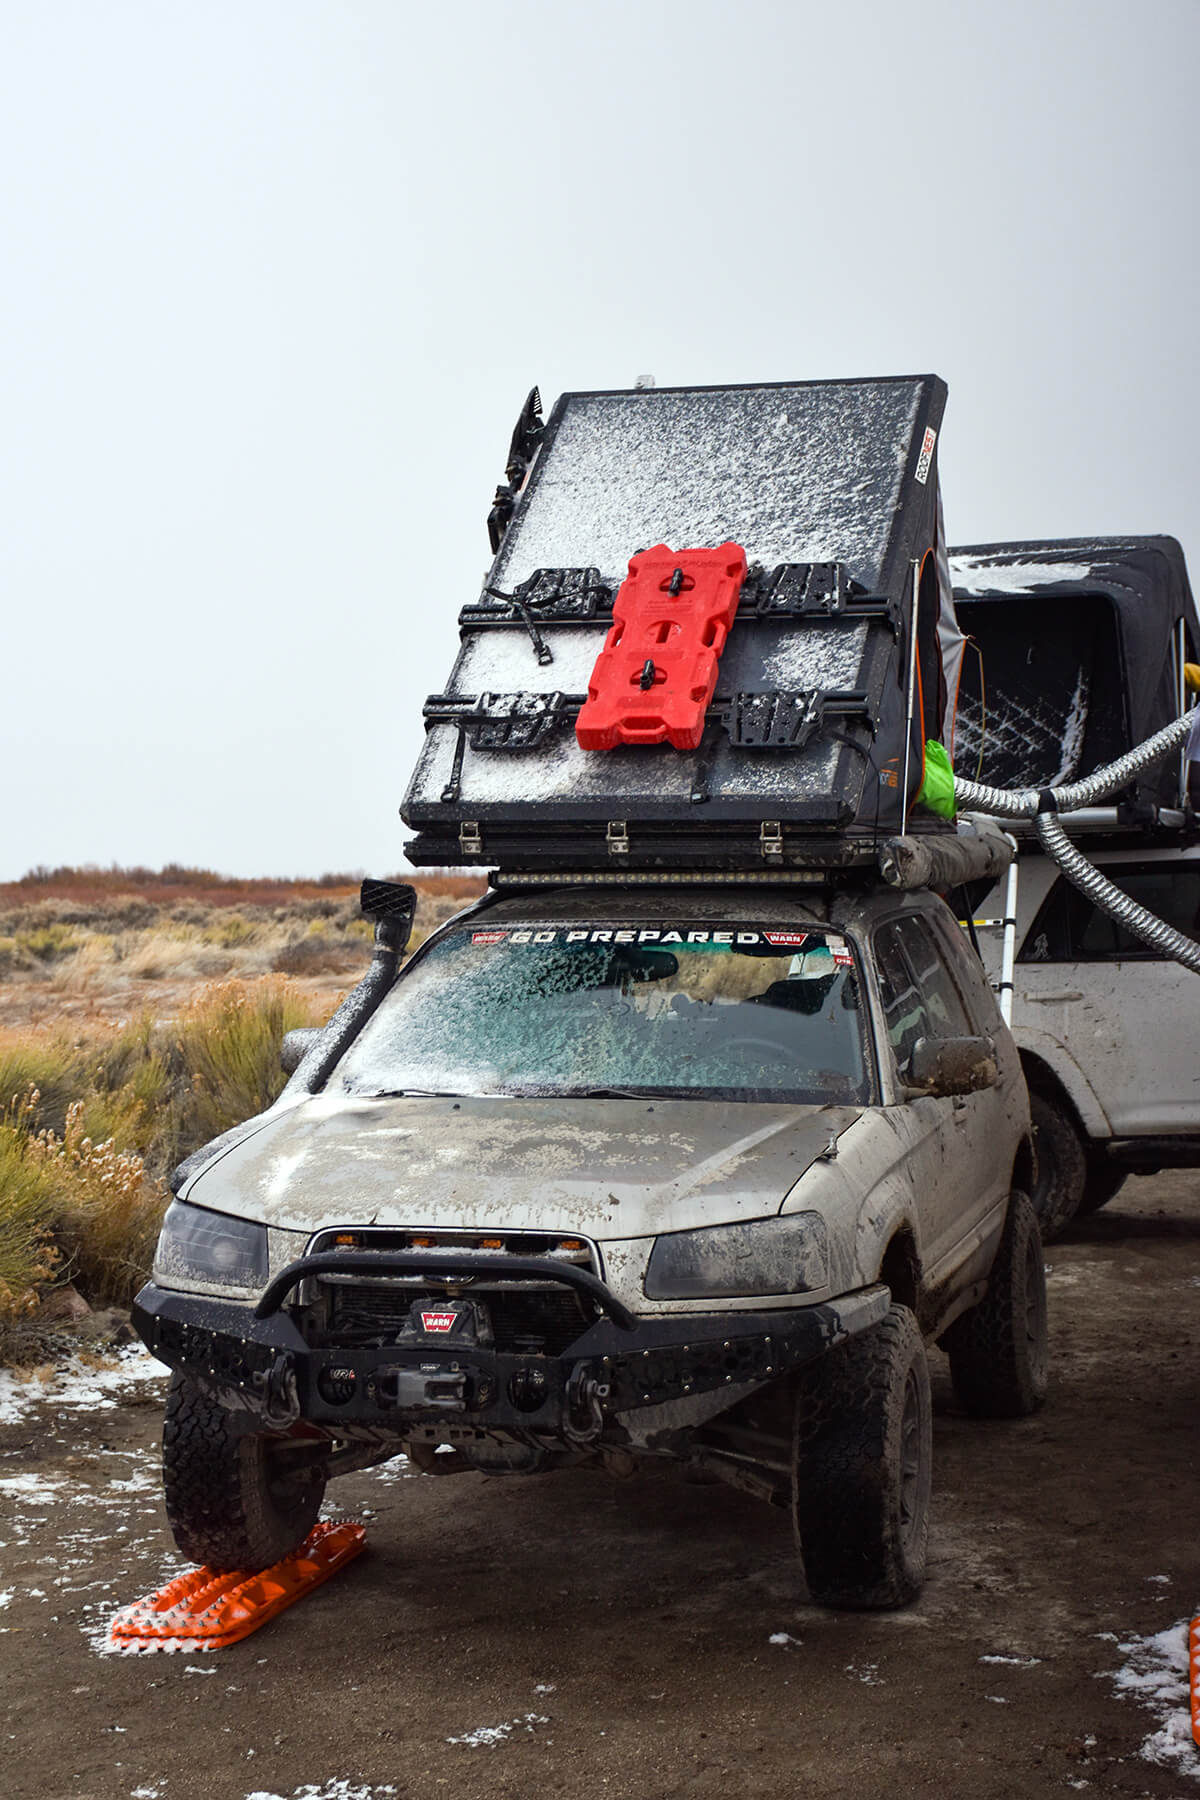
(107, 1519), (366, 1653)
(575, 541), (747, 751)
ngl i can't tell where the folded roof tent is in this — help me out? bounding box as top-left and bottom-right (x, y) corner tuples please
(950, 537), (1198, 818)
(403, 375), (962, 873)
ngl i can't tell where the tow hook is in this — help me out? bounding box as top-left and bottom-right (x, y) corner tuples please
(258, 1352), (300, 1428)
(565, 1364), (609, 1444)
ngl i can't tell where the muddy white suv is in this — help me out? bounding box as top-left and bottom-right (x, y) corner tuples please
(135, 880), (1044, 1611)
(973, 841), (1200, 1235)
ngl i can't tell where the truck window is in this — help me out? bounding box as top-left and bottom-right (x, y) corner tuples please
(1019, 864), (1200, 962)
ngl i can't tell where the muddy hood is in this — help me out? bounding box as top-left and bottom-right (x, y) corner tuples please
(182, 1093), (862, 1242)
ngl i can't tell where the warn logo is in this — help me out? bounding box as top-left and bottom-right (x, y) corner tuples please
(419, 1309), (459, 1334)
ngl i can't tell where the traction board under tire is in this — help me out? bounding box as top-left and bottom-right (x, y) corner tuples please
(107, 1519), (366, 1653)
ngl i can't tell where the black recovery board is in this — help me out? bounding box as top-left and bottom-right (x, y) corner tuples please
(403, 375), (960, 874)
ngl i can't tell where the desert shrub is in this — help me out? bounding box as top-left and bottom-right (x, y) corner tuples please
(0, 1101), (61, 1334)
(27, 1101), (166, 1309)
(163, 977), (324, 1150)
(16, 923), (81, 962)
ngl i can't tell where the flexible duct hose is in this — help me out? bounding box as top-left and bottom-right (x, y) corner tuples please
(954, 707), (1197, 817)
(953, 705), (1200, 978)
(1033, 812), (1200, 975)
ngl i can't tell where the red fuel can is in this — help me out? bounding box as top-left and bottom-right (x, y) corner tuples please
(575, 541), (747, 751)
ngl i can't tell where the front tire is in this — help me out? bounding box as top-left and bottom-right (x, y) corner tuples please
(792, 1303), (932, 1610)
(162, 1373), (326, 1572)
(1029, 1092), (1086, 1238)
(944, 1191), (1048, 1419)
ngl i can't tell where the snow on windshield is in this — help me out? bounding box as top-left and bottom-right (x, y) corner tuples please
(334, 924), (870, 1103)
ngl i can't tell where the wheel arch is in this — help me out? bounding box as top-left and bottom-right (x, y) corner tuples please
(876, 1227), (920, 1315)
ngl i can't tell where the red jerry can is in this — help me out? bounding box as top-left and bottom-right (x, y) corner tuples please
(575, 542), (747, 751)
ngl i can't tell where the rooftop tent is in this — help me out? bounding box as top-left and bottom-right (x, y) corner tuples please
(403, 375), (960, 872)
(950, 537), (1198, 816)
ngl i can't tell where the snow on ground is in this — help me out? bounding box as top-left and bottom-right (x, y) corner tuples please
(1099, 1620), (1198, 1779)
(0, 1346), (170, 1425)
(445, 1713), (550, 1748)
(245, 1786), (398, 1800)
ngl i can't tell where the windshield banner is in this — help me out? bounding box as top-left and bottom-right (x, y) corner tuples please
(468, 926), (851, 955)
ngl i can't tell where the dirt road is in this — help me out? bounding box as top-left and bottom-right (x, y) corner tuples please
(3, 1174), (1198, 1800)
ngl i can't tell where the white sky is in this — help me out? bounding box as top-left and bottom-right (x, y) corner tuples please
(3, 0), (1197, 880)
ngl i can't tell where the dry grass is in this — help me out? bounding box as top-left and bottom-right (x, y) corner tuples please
(0, 869), (487, 1355)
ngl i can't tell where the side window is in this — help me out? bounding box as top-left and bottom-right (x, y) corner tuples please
(873, 922), (930, 1072)
(873, 915), (971, 1074)
(930, 912), (1005, 1034)
(890, 916), (973, 1038)
(1020, 864), (1200, 962)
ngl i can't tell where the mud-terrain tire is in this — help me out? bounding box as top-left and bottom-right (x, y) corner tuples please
(1029, 1092), (1086, 1238)
(792, 1303), (932, 1611)
(1077, 1162), (1126, 1217)
(944, 1191), (1048, 1419)
(162, 1373), (325, 1571)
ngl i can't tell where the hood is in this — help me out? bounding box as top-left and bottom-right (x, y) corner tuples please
(183, 1093), (863, 1242)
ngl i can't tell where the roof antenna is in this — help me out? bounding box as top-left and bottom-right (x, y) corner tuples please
(634, 373), (656, 390)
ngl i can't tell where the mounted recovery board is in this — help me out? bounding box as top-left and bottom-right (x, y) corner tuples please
(402, 376), (962, 873)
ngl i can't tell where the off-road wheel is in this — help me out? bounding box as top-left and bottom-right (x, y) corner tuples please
(792, 1303), (932, 1610)
(1076, 1162), (1126, 1217)
(943, 1191), (1048, 1419)
(162, 1373), (326, 1572)
(1029, 1092), (1086, 1238)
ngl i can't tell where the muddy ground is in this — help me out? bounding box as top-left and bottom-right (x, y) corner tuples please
(2, 1174), (1198, 1800)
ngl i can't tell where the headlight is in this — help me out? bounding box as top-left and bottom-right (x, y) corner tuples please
(644, 1213), (829, 1300)
(153, 1200), (269, 1293)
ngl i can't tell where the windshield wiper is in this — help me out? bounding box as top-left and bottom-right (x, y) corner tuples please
(368, 1088), (466, 1100)
(561, 1085), (697, 1100)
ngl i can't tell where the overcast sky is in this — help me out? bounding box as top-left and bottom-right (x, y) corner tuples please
(3, 0), (1197, 880)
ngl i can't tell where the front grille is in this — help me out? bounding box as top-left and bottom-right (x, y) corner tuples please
(324, 1284), (594, 1356)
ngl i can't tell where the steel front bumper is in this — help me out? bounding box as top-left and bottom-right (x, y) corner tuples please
(133, 1257), (890, 1437)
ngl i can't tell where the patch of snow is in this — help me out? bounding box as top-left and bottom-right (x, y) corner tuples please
(0, 1347), (169, 1426)
(446, 1713), (550, 1749)
(0, 1590), (12, 1609)
(984, 1695), (1010, 1704)
(245, 1787), (397, 1800)
(979, 1653), (1042, 1667)
(1099, 1620), (1196, 1778)
(949, 555), (1095, 594)
(768, 1632), (802, 1647)
(0, 1472), (66, 1503)
(845, 1661), (883, 1685)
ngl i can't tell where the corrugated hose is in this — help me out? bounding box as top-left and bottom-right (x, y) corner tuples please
(954, 707), (1200, 977)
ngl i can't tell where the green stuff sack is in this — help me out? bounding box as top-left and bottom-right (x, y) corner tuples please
(916, 740), (956, 819)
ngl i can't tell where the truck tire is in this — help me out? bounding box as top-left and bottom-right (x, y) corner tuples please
(792, 1303), (931, 1610)
(943, 1191), (1048, 1419)
(1077, 1163), (1126, 1216)
(1029, 1092), (1086, 1238)
(162, 1373), (326, 1572)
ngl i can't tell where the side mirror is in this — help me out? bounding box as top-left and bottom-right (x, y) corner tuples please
(906, 1035), (998, 1099)
(360, 878), (417, 954)
(280, 1027), (322, 1074)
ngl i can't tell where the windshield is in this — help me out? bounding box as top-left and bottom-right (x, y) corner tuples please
(334, 921), (872, 1104)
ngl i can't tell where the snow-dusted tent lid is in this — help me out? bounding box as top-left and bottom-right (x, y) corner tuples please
(951, 537), (1198, 816)
(404, 375), (954, 873)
